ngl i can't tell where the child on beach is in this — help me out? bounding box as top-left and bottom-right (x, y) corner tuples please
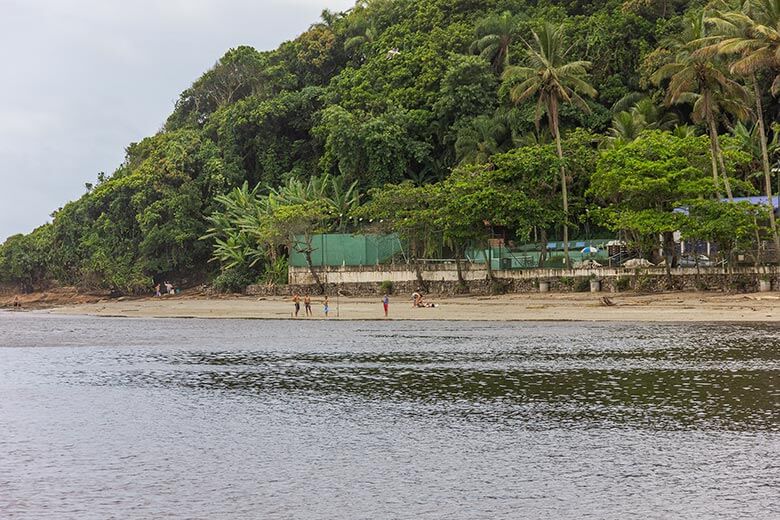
(323, 296), (330, 318)
(304, 295), (312, 317)
(382, 294), (389, 317)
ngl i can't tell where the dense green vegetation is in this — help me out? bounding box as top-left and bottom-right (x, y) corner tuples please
(2, 0), (780, 293)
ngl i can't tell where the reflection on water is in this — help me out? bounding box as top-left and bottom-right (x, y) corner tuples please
(0, 313), (778, 519)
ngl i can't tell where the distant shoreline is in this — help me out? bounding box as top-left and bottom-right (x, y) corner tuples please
(4, 290), (777, 323)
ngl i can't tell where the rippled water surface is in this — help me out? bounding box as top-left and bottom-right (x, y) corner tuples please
(1, 312), (778, 519)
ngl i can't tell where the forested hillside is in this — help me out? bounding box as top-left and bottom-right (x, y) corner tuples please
(2, 0), (780, 293)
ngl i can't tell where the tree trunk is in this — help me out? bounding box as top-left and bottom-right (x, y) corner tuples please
(454, 245), (468, 293)
(706, 113), (730, 201)
(714, 133), (733, 202)
(538, 228), (548, 268)
(752, 77), (780, 260)
(413, 258), (429, 292)
(754, 216), (762, 267)
(550, 104), (571, 267)
(486, 244), (496, 282)
(662, 231), (675, 284)
(304, 249), (325, 294)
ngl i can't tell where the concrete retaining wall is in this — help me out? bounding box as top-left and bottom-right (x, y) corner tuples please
(244, 265), (780, 296)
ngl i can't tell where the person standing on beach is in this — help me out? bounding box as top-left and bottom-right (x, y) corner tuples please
(293, 294), (301, 317)
(154, 283), (161, 297)
(323, 296), (330, 318)
(304, 295), (312, 317)
(382, 294), (389, 317)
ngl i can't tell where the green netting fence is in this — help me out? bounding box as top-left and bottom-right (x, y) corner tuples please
(289, 234), (404, 267)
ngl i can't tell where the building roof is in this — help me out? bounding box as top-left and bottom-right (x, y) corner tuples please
(727, 196), (779, 208)
(675, 196), (780, 216)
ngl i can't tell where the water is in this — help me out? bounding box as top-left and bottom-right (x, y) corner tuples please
(1, 312), (778, 519)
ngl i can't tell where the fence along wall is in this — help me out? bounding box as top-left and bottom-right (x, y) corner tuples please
(288, 234), (403, 267)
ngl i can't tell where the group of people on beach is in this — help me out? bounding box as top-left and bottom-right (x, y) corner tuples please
(292, 293), (329, 317)
(290, 291), (439, 317)
(292, 293), (392, 318)
(153, 281), (176, 297)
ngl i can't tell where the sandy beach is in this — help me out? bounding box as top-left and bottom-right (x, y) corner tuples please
(7, 290), (774, 322)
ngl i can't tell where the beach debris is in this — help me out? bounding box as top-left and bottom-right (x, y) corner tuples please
(600, 296), (616, 307)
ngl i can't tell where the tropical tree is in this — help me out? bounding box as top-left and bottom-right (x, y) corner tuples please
(354, 182), (439, 291)
(203, 174), (361, 291)
(632, 98), (680, 130)
(438, 164), (546, 287)
(0, 225), (53, 293)
(607, 110), (649, 145)
(590, 131), (715, 269)
(590, 130), (752, 270)
(653, 11), (750, 201)
(203, 182), (270, 271)
(501, 22), (597, 265)
(344, 18), (376, 58)
(606, 97), (678, 147)
(263, 201), (330, 294)
(705, 0), (780, 253)
(470, 11), (521, 73)
(680, 199), (768, 266)
(454, 115), (507, 164)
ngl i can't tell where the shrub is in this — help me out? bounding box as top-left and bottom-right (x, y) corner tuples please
(558, 276), (575, 288)
(575, 277), (591, 292)
(379, 280), (394, 294)
(212, 267), (255, 294)
(729, 275), (753, 293)
(615, 276), (631, 292)
(262, 257), (288, 285)
(635, 274), (655, 293)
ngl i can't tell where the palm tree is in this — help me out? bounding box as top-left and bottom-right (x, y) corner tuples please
(631, 98), (679, 130)
(606, 111), (648, 146)
(502, 22), (597, 265)
(605, 98), (678, 147)
(471, 11), (520, 73)
(653, 11), (750, 201)
(671, 124), (699, 138)
(705, 0), (780, 253)
(344, 20), (376, 57)
(454, 115), (507, 164)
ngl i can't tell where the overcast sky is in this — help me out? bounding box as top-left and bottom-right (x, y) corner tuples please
(0, 0), (354, 242)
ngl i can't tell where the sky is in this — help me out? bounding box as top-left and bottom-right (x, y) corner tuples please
(0, 0), (355, 242)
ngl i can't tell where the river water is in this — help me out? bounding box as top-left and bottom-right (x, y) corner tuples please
(0, 312), (778, 519)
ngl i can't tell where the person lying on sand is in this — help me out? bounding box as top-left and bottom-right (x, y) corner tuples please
(411, 292), (437, 308)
